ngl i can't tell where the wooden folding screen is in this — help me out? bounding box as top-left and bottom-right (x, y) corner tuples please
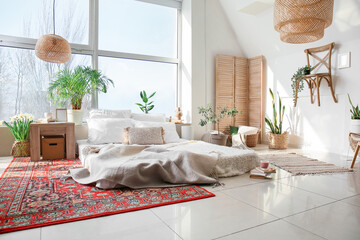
(216, 55), (235, 132)
(215, 54), (264, 142)
(248, 56), (264, 142)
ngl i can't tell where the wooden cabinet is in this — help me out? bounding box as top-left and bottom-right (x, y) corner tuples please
(216, 55), (264, 142)
(30, 122), (75, 161)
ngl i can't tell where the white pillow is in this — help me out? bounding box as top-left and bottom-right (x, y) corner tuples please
(89, 109), (131, 119)
(238, 126), (258, 135)
(87, 118), (134, 144)
(123, 127), (165, 145)
(131, 113), (166, 122)
(134, 121), (180, 143)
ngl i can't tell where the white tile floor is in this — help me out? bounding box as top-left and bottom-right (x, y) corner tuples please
(1, 145), (360, 240)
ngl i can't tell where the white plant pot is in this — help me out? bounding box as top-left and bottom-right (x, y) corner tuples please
(350, 119), (360, 134)
(67, 110), (84, 125)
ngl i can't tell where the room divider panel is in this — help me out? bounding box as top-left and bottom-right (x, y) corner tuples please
(216, 54), (264, 142)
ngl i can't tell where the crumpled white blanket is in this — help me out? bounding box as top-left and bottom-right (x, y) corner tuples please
(70, 144), (218, 189)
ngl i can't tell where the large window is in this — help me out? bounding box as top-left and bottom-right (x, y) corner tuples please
(0, 0), (180, 120)
(99, 0), (177, 58)
(0, 0), (89, 44)
(98, 57), (177, 114)
(0, 47), (91, 120)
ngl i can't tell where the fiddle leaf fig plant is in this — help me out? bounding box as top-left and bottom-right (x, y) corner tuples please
(198, 104), (238, 134)
(136, 90), (156, 114)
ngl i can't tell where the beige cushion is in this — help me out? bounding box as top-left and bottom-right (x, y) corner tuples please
(123, 127), (165, 145)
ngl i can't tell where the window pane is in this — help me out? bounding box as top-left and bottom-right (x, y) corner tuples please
(99, 0), (177, 58)
(98, 57), (176, 117)
(0, 47), (91, 121)
(0, 0), (89, 44)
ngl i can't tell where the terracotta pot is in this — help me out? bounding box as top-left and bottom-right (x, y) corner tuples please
(210, 133), (228, 146)
(268, 132), (289, 149)
(11, 140), (30, 157)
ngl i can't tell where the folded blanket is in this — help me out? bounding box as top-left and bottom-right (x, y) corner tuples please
(70, 144), (218, 189)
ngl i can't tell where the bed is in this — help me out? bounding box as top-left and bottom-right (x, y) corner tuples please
(70, 110), (259, 189)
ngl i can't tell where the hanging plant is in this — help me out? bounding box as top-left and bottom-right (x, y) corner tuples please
(291, 65), (311, 106)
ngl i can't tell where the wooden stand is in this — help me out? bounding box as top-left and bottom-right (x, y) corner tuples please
(295, 42), (337, 107)
(349, 132), (360, 168)
(30, 122), (75, 161)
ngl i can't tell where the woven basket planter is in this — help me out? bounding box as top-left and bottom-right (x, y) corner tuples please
(349, 132), (360, 152)
(11, 140), (30, 157)
(245, 130), (260, 147)
(210, 133), (228, 146)
(268, 132), (289, 149)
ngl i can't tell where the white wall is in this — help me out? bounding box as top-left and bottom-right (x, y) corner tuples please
(220, 0), (360, 155)
(181, 0), (244, 139)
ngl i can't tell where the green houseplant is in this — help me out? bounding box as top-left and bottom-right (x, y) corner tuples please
(198, 104), (238, 145)
(265, 88), (288, 149)
(136, 90), (156, 114)
(348, 94), (360, 134)
(48, 66), (113, 125)
(0, 113), (34, 156)
(291, 65), (311, 107)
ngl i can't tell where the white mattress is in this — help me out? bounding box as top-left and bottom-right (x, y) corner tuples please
(76, 139), (259, 178)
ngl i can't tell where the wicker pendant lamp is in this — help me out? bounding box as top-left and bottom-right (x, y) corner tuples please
(35, 0), (71, 63)
(274, 0), (334, 44)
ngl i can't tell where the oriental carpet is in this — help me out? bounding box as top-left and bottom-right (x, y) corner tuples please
(0, 157), (214, 233)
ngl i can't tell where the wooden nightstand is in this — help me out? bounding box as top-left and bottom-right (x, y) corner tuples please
(30, 122), (75, 161)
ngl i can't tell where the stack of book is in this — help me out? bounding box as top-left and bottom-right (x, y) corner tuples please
(250, 167), (276, 179)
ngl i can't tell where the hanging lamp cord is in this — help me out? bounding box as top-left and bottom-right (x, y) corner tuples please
(53, 0), (56, 34)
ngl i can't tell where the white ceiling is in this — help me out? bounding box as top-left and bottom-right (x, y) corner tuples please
(219, 0), (360, 58)
(237, 0), (273, 15)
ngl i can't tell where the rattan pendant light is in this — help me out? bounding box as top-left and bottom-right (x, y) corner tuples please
(274, 0), (334, 44)
(35, 0), (71, 63)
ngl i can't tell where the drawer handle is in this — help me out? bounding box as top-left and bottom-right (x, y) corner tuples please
(49, 143), (58, 146)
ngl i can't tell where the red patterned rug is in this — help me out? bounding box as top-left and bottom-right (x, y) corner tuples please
(0, 157), (215, 233)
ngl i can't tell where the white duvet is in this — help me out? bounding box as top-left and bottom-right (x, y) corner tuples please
(77, 140), (259, 179)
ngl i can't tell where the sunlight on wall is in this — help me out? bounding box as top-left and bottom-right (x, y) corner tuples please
(302, 116), (327, 152)
(181, 0), (192, 124)
(265, 65), (275, 125)
(267, 63), (329, 150)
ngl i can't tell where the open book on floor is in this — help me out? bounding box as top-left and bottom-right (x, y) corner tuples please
(250, 167), (276, 179)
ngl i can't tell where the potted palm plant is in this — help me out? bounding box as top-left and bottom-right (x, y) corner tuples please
(198, 104), (238, 146)
(348, 94), (360, 134)
(48, 66), (113, 125)
(0, 113), (34, 157)
(265, 88), (288, 149)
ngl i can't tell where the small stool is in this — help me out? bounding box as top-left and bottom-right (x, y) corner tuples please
(349, 132), (360, 168)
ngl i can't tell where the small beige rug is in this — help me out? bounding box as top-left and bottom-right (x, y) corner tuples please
(260, 153), (353, 175)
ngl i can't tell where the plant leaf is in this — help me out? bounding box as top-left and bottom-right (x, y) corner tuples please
(148, 105), (154, 111)
(149, 91), (156, 98)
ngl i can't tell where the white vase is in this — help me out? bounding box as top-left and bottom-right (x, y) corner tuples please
(67, 109), (84, 125)
(350, 119), (360, 134)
